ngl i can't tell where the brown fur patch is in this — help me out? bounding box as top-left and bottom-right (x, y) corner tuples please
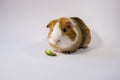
(59, 17), (76, 41)
(70, 17), (91, 48)
(47, 19), (58, 38)
(47, 17), (77, 41)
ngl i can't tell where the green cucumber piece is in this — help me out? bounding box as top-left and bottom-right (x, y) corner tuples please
(45, 50), (56, 56)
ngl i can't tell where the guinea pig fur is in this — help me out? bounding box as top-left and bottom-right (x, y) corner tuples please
(46, 17), (91, 54)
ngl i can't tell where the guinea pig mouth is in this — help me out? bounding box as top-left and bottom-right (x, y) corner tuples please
(54, 40), (61, 45)
(49, 39), (60, 45)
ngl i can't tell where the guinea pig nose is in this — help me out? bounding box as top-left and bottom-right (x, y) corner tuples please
(55, 40), (60, 43)
(57, 40), (60, 42)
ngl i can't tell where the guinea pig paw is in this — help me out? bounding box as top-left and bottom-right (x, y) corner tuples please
(78, 46), (88, 49)
(63, 51), (71, 54)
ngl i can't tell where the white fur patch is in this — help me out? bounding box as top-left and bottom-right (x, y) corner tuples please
(58, 36), (77, 48)
(49, 22), (62, 45)
(49, 18), (79, 48)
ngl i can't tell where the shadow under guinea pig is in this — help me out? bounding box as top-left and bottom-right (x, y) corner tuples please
(72, 30), (102, 55)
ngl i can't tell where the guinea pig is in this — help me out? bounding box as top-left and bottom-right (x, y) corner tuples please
(46, 17), (91, 54)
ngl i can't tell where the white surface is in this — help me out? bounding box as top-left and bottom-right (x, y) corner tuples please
(0, 0), (120, 80)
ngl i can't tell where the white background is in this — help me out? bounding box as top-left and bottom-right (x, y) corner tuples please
(0, 0), (120, 80)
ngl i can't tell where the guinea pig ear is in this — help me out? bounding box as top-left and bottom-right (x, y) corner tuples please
(46, 19), (58, 28)
(46, 22), (51, 28)
(70, 17), (80, 20)
(47, 19), (58, 28)
(67, 22), (72, 28)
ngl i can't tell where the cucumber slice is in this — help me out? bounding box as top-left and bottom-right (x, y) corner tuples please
(45, 50), (56, 56)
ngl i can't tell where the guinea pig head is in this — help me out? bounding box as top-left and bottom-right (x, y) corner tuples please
(47, 17), (77, 48)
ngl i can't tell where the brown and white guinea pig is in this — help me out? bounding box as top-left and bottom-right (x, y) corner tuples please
(46, 17), (91, 54)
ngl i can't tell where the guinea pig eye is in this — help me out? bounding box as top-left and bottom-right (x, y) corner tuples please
(63, 28), (66, 32)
